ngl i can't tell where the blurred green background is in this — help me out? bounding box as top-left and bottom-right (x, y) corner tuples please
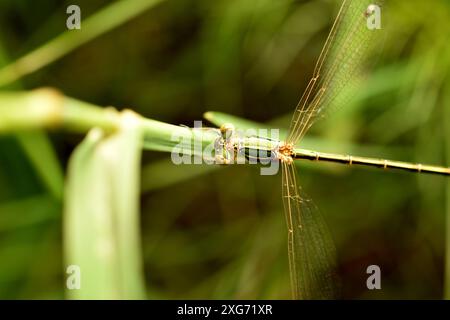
(0, 0), (449, 299)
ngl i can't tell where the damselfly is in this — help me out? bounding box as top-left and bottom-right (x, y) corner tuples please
(210, 0), (450, 299)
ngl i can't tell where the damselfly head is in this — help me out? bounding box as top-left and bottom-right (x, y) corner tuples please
(219, 123), (235, 139)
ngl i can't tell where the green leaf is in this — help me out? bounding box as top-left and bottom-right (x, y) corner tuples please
(64, 111), (145, 299)
(141, 158), (219, 193)
(15, 132), (64, 200)
(0, 194), (58, 232)
(204, 111), (270, 132)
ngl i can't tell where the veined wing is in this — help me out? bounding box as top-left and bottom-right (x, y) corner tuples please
(286, 0), (383, 145)
(281, 161), (339, 299)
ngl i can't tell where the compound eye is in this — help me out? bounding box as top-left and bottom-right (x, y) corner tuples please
(219, 123), (235, 138)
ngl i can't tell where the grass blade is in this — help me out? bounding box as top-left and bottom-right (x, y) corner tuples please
(0, 0), (166, 87)
(64, 111), (145, 299)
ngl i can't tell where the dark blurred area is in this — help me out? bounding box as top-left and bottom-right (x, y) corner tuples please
(0, 0), (449, 299)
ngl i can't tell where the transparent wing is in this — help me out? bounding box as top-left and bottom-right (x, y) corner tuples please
(281, 162), (340, 299)
(286, 0), (384, 145)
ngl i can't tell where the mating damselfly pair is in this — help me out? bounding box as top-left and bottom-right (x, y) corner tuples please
(198, 0), (450, 299)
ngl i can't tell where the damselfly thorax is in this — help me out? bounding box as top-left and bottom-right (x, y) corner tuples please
(215, 123), (295, 165)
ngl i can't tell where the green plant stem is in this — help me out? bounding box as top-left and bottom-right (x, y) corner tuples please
(0, 39), (65, 200)
(0, 0), (166, 88)
(0, 88), (219, 154)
